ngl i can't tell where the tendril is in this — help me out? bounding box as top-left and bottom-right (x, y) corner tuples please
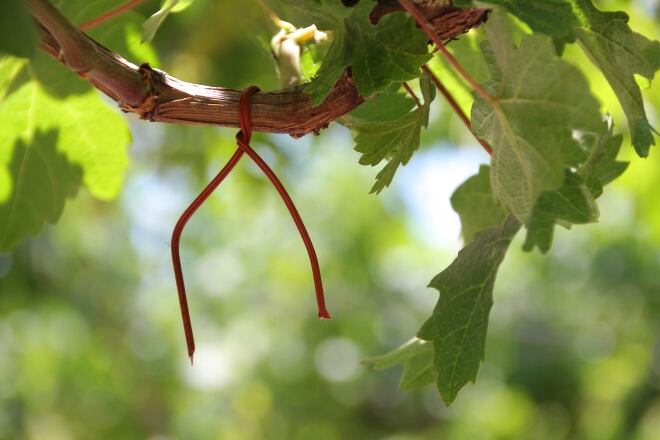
(171, 86), (330, 364)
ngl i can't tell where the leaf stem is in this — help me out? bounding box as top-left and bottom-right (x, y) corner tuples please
(397, 0), (496, 107)
(402, 81), (423, 109)
(79, 0), (147, 32)
(421, 65), (492, 155)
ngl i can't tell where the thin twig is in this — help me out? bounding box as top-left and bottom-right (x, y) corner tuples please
(79, 0), (146, 32)
(402, 81), (422, 109)
(422, 65), (492, 155)
(397, 0), (496, 106)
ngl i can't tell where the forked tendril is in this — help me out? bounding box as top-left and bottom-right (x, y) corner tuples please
(171, 86), (330, 364)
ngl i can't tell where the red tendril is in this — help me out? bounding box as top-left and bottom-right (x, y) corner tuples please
(171, 86), (330, 364)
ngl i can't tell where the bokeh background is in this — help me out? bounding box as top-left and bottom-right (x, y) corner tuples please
(1, 0), (659, 438)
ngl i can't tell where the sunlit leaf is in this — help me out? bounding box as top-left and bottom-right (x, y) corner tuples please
(0, 58), (130, 250)
(458, 0), (660, 155)
(472, 13), (605, 222)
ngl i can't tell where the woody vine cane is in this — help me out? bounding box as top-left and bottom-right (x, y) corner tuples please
(170, 86), (331, 364)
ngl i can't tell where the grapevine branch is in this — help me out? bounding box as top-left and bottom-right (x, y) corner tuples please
(26, 0), (363, 137)
(26, 0), (489, 137)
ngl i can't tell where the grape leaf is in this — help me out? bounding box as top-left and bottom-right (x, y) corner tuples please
(581, 128), (628, 198)
(522, 171), (598, 253)
(347, 83), (415, 122)
(523, 124), (628, 253)
(451, 165), (507, 245)
(472, 14), (605, 223)
(290, 0), (431, 104)
(350, 73), (435, 193)
(457, 0), (660, 156)
(281, 0), (353, 29)
(0, 0), (38, 58)
(418, 215), (521, 405)
(364, 339), (435, 389)
(454, 0), (579, 52)
(0, 131), (81, 250)
(0, 58), (130, 250)
(142, 0), (195, 43)
(572, 0), (660, 157)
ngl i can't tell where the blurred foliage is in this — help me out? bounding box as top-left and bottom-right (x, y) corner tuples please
(0, 0), (659, 438)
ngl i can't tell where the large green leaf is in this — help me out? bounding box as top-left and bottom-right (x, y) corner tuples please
(350, 73), (435, 193)
(418, 216), (521, 405)
(572, 0), (660, 157)
(0, 58), (130, 250)
(291, 0), (431, 104)
(472, 14), (605, 223)
(457, 0), (660, 156)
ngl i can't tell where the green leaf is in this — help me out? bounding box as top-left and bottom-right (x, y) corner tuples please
(304, 23), (351, 104)
(571, 0), (660, 156)
(364, 339), (435, 389)
(522, 171), (598, 253)
(0, 131), (81, 250)
(300, 43), (324, 81)
(454, 0), (579, 51)
(451, 165), (507, 244)
(142, 0), (195, 43)
(523, 123), (628, 253)
(347, 83), (415, 122)
(351, 73), (435, 193)
(0, 0), (38, 58)
(472, 13), (605, 223)
(0, 57), (130, 250)
(458, 0), (660, 155)
(281, 0), (353, 30)
(418, 216), (521, 405)
(580, 127), (628, 198)
(301, 1), (431, 105)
